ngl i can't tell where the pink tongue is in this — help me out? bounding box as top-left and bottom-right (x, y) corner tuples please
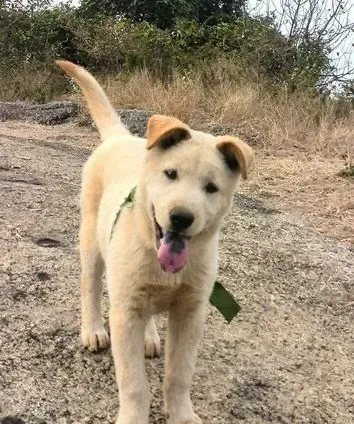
(157, 231), (188, 273)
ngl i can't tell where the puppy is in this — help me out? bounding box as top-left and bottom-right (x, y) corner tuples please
(56, 60), (254, 424)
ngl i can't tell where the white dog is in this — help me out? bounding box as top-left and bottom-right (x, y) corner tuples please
(56, 60), (254, 424)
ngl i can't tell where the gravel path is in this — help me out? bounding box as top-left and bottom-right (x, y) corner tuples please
(0, 114), (353, 424)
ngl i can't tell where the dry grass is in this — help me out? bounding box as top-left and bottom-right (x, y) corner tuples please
(65, 69), (354, 157)
(2, 63), (352, 157)
(0, 66), (65, 103)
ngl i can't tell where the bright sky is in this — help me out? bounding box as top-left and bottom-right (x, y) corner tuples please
(248, 0), (354, 84)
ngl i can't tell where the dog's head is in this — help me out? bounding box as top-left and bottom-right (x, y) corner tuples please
(141, 114), (254, 273)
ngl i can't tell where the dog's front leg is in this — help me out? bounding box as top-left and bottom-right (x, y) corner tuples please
(164, 299), (207, 424)
(110, 307), (150, 424)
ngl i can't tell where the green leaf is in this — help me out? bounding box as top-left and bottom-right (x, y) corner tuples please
(209, 281), (241, 323)
(125, 186), (136, 205)
(110, 186), (137, 240)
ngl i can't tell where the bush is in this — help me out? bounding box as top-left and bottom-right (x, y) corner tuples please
(79, 0), (246, 29)
(0, 1), (339, 100)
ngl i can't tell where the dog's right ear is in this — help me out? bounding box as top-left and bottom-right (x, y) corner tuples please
(146, 115), (191, 150)
(216, 136), (254, 179)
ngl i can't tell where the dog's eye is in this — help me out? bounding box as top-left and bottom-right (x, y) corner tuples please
(205, 182), (218, 194)
(164, 169), (178, 180)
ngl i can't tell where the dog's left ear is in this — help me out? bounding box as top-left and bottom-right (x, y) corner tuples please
(146, 114), (191, 150)
(216, 136), (254, 179)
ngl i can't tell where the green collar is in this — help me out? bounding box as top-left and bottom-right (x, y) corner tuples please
(110, 186), (240, 323)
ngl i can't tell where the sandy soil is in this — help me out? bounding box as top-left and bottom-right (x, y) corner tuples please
(0, 120), (353, 424)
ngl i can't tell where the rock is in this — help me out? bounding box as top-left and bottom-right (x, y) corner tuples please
(117, 109), (153, 137)
(0, 101), (152, 136)
(0, 101), (79, 125)
(0, 101), (260, 144)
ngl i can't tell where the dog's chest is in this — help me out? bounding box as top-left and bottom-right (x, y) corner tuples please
(137, 269), (183, 313)
(140, 265), (212, 314)
(143, 284), (179, 313)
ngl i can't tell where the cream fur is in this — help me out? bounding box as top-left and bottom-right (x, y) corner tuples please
(56, 60), (254, 424)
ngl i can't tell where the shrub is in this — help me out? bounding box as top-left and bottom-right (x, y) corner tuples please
(0, 1), (344, 100)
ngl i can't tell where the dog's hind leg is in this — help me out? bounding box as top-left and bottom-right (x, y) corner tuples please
(79, 167), (109, 351)
(144, 316), (161, 358)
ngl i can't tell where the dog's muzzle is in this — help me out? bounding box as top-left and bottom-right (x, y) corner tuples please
(152, 207), (190, 273)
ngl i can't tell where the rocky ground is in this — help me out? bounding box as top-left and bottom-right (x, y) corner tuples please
(0, 103), (353, 424)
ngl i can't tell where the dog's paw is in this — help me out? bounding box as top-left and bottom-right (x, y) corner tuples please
(81, 324), (109, 351)
(144, 332), (161, 358)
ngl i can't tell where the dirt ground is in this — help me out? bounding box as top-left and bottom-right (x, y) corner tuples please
(0, 119), (353, 424)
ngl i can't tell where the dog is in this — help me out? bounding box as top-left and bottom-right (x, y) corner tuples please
(56, 60), (254, 424)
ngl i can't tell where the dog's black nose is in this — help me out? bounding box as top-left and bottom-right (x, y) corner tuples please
(170, 207), (194, 231)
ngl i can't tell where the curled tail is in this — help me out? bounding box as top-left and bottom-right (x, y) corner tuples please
(56, 60), (130, 140)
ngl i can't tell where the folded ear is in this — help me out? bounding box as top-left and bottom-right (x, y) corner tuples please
(146, 114), (191, 150)
(216, 136), (254, 179)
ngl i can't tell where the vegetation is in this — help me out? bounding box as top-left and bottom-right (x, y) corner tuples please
(1, 0), (347, 89)
(0, 0), (353, 153)
(79, 0), (247, 29)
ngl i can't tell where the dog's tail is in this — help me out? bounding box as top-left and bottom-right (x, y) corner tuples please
(56, 60), (130, 140)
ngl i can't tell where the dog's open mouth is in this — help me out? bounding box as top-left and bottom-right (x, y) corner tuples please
(152, 208), (189, 274)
